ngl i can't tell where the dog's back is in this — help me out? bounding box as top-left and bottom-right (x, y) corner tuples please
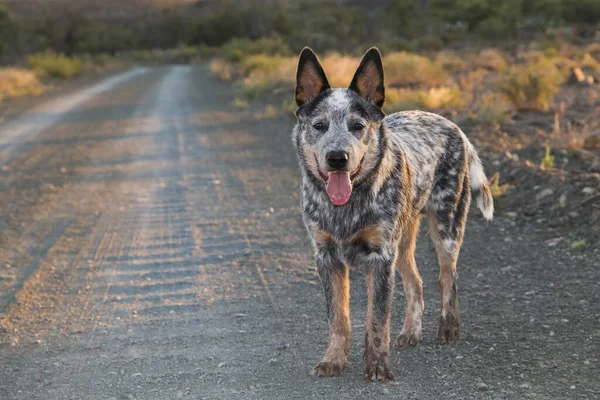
(385, 110), (494, 220)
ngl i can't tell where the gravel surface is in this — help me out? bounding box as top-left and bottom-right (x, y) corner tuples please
(0, 66), (598, 399)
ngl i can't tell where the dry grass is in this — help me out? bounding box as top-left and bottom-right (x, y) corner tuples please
(209, 58), (234, 81)
(471, 92), (511, 126)
(472, 49), (508, 72)
(488, 172), (513, 199)
(214, 51), (454, 103)
(0, 68), (43, 102)
(500, 58), (564, 111)
(435, 51), (467, 72)
(383, 52), (449, 87)
(385, 86), (464, 112)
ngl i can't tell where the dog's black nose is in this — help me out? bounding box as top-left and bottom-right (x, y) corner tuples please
(326, 151), (349, 169)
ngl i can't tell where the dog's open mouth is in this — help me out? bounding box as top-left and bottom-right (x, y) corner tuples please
(317, 156), (363, 206)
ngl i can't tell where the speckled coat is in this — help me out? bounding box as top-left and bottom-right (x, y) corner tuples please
(292, 47), (493, 382)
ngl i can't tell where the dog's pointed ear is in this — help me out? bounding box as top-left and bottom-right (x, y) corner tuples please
(349, 47), (385, 108)
(295, 47), (330, 107)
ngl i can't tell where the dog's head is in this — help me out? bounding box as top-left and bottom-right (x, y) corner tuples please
(294, 47), (386, 206)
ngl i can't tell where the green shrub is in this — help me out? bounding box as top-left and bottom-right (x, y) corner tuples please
(500, 58), (563, 111)
(220, 37), (292, 62)
(384, 52), (449, 87)
(28, 52), (83, 79)
(540, 146), (555, 169)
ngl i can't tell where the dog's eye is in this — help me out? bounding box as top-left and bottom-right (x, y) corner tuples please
(351, 122), (365, 131)
(313, 122), (325, 131)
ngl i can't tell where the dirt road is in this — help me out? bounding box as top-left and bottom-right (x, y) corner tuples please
(0, 66), (597, 399)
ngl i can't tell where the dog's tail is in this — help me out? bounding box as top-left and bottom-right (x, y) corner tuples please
(466, 141), (494, 221)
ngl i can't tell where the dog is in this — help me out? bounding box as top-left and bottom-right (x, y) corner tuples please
(292, 47), (494, 382)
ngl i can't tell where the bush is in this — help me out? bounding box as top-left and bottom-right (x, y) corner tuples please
(28, 52), (83, 79)
(472, 49), (508, 72)
(0, 68), (43, 101)
(239, 55), (296, 99)
(210, 58), (234, 81)
(385, 86), (464, 112)
(500, 58), (564, 111)
(384, 52), (449, 87)
(472, 92), (511, 126)
(220, 37), (292, 62)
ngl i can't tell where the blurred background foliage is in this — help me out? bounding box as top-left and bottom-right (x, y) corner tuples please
(0, 0), (600, 62)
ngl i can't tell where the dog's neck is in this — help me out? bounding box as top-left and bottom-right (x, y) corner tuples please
(366, 122), (395, 197)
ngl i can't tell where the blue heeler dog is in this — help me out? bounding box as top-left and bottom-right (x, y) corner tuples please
(292, 47), (494, 382)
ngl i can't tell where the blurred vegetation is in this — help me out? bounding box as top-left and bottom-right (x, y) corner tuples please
(1, 0), (600, 62)
(28, 52), (83, 79)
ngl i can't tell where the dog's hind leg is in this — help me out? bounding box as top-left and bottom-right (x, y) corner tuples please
(311, 230), (351, 377)
(393, 217), (424, 348)
(427, 173), (471, 343)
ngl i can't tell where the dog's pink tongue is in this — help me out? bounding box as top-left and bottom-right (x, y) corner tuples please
(326, 172), (352, 206)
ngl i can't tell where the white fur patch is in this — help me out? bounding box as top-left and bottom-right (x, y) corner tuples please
(478, 196), (494, 220)
(326, 89), (351, 110)
(469, 157), (486, 188)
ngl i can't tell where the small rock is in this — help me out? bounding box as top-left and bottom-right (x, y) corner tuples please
(569, 212), (580, 218)
(559, 193), (567, 208)
(582, 187), (596, 195)
(131, 372), (143, 378)
(218, 362), (226, 368)
(583, 133), (600, 150)
(574, 149), (597, 161)
(477, 382), (489, 391)
(504, 212), (517, 218)
(269, 358), (278, 365)
(500, 266), (513, 273)
(536, 188), (554, 200)
(456, 355), (464, 360)
(567, 67), (586, 84)
(382, 387), (390, 395)
(570, 385), (576, 390)
(584, 360), (590, 365)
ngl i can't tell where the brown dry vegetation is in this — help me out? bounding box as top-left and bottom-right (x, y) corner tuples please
(0, 68), (43, 102)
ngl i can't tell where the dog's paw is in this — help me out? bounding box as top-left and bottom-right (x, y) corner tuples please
(364, 360), (394, 382)
(363, 350), (394, 382)
(438, 316), (459, 343)
(312, 359), (347, 377)
(393, 330), (421, 348)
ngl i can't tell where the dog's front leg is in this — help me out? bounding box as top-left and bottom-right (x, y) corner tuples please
(312, 243), (351, 377)
(364, 256), (395, 382)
